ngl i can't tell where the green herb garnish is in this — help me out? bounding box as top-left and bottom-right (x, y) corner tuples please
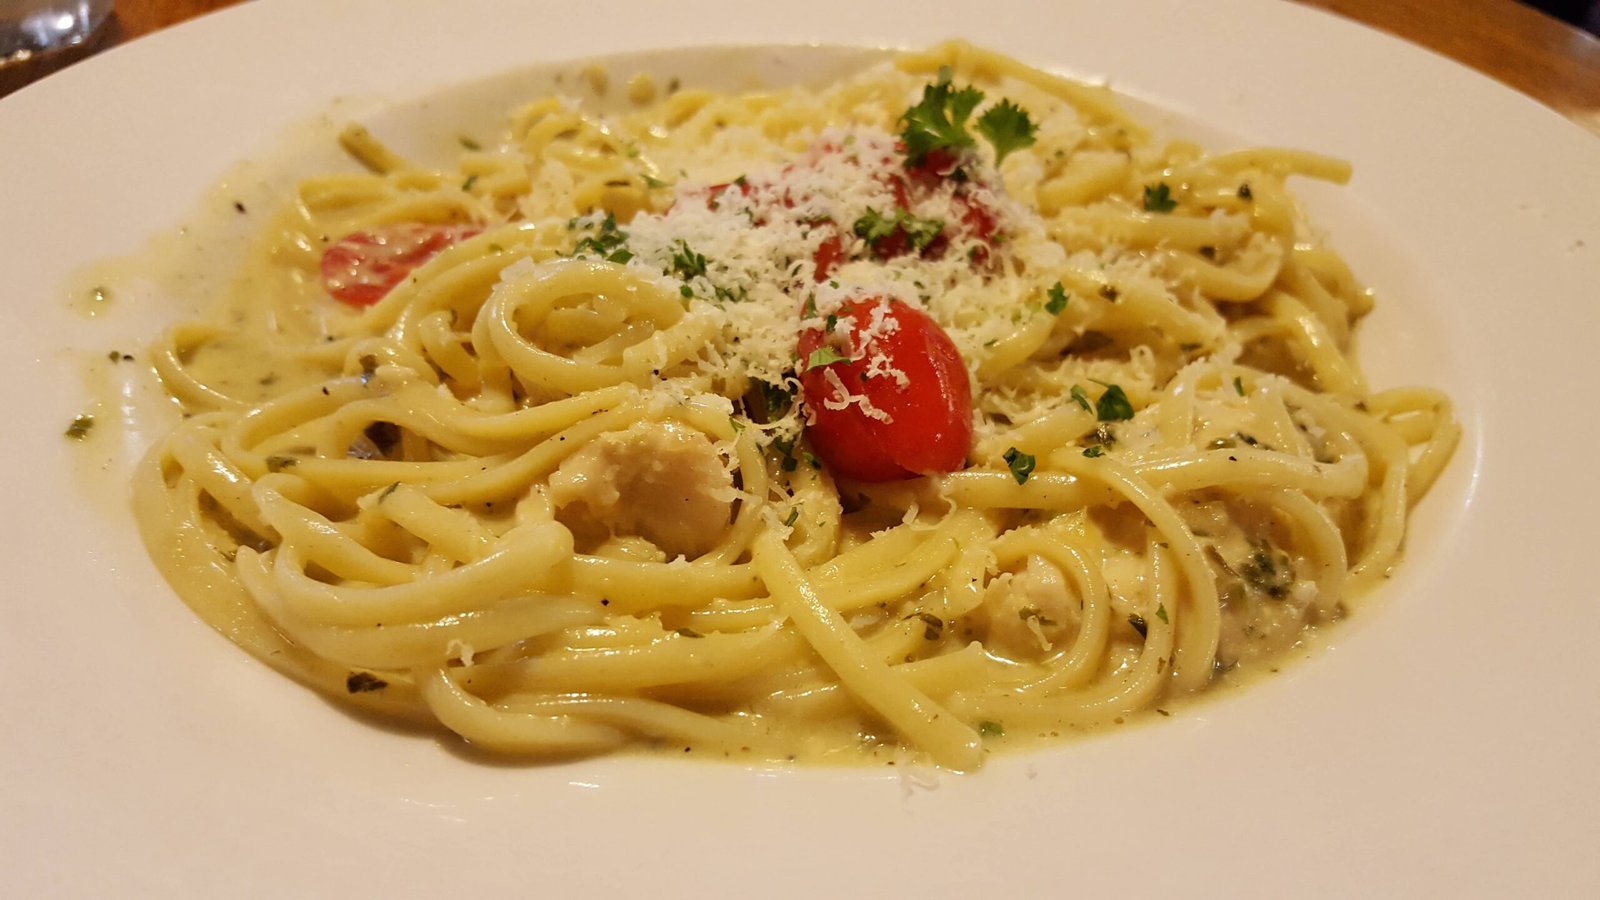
(974, 99), (1037, 167)
(669, 240), (709, 280)
(899, 67), (1036, 170)
(1044, 282), (1069, 315)
(852, 207), (944, 253)
(1241, 541), (1294, 599)
(1019, 606), (1057, 627)
(571, 212), (633, 263)
(64, 415), (95, 440)
(750, 380), (794, 423)
(265, 455), (298, 472)
(899, 67), (984, 166)
(1095, 383), (1135, 422)
(1143, 182), (1178, 212)
(804, 346), (851, 371)
(906, 612), (944, 641)
(1002, 447), (1036, 484)
(346, 672), (388, 693)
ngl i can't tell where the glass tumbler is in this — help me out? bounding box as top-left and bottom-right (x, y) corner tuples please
(0, 0), (112, 65)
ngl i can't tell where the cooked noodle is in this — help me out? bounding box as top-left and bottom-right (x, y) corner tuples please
(135, 42), (1457, 770)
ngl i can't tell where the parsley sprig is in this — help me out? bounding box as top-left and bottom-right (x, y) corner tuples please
(899, 67), (1037, 169)
(974, 98), (1037, 167)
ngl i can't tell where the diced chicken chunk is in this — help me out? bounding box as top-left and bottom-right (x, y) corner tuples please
(983, 554), (1079, 660)
(548, 420), (734, 559)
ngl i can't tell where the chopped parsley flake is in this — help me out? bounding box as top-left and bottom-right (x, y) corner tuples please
(853, 207), (944, 253)
(803, 347), (851, 371)
(64, 415), (95, 440)
(1095, 383), (1135, 422)
(1082, 446), (1105, 458)
(1044, 282), (1069, 315)
(1233, 375), (1246, 396)
(751, 380), (794, 423)
(978, 720), (1005, 737)
(669, 240), (709, 280)
(906, 611), (944, 641)
(1143, 182), (1178, 212)
(1019, 606), (1057, 627)
(346, 672), (388, 693)
(1069, 384), (1092, 412)
(1002, 447), (1036, 484)
(1242, 541), (1294, 599)
(572, 212), (633, 263)
(265, 455), (298, 472)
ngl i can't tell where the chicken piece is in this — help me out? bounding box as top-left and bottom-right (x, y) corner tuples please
(548, 420), (734, 559)
(982, 554), (1079, 660)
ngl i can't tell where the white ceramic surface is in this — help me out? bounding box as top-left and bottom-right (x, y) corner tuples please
(1, 1), (1597, 896)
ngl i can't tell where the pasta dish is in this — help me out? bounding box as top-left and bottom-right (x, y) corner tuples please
(135, 42), (1458, 770)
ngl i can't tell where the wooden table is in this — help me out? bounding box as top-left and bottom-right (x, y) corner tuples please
(3, 0), (1599, 137)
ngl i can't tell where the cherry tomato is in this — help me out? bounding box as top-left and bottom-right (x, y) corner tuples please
(320, 223), (481, 306)
(797, 297), (972, 481)
(812, 231), (845, 282)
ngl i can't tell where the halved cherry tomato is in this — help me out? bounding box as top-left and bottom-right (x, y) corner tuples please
(320, 223), (481, 306)
(797, 297), (972, 481)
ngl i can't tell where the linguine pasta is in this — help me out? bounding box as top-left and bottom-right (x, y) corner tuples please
(135, 42), (1457, 770)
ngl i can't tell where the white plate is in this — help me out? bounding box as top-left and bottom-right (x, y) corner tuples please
(2, 1), (1598, 896)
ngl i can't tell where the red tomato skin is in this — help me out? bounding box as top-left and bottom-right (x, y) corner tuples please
(812, 232), (845, 282)
(798, 298), (973, 482)
(320, 223), (480, 306)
